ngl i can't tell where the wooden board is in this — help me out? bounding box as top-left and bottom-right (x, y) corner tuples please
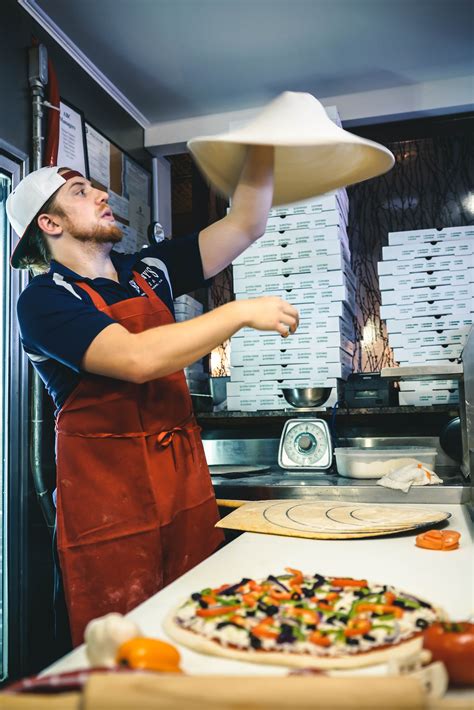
(215, 499), (451, 539)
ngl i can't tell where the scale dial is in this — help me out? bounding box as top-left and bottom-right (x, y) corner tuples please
(278, 419), (332, 470)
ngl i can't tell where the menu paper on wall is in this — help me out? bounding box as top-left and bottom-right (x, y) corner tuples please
(57, 101), (88, 176)
(85, 124), (110, 189)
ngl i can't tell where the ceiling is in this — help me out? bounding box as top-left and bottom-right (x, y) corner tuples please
(22, 0), (474, 127)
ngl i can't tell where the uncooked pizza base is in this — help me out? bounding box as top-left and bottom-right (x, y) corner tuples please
(163, 610), (423, 670)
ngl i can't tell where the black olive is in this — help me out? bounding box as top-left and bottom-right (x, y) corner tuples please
(277, 631), (295, 644)
(418, 600), (432, 609)
(216, 621), (244, 630)
(392, 600), (408, 609)
(280, 623), (294, 633)
(416, 618), (429, 629)
(302, 587), (314, 598)
(325, 616), (337, 625)
(312, 574), (326, 589)
(191, 592), (201, 601)
(294, 602), (304, 608)
(250, 635), (262, 649)
(338, 615), (349, 624)
(266, 605), (279, 616)
(346, 637), (359, 646)
(363, 634), (376, 641)
(246, 610), (256, 617)
(198, 599), (209, 609)
(306, 624), (317, 631)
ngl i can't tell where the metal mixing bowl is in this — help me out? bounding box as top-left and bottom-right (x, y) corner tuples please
(282, 387), (332, 409)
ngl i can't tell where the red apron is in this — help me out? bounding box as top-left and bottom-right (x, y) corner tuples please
(55, 272), (224, 646)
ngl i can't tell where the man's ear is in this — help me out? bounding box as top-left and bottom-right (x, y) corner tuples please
(37, 213), (63, 236)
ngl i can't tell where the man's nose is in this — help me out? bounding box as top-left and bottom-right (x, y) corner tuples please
(95, 188), (109, 203)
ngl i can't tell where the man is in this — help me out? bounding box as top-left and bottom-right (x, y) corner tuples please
(7, 146), (299, 646)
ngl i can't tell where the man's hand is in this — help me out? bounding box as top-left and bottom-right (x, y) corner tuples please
(238, 296), (299, 337)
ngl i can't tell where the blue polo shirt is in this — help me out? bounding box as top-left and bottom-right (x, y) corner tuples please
(17, 233), (207, 414)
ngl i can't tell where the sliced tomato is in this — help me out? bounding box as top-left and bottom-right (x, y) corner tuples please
(416, 529), (461, 551)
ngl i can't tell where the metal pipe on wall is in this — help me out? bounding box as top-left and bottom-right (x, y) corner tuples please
(28, 45), (55, 533)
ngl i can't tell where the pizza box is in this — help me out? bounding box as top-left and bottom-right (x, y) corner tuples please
(389, 331), (468, 348)
(233, 239), (350, 265)
(233, 252), (350, 280)
(264, 214), (348, 234)
(267, 189), (348, 220)
(258, 226), (350, 251)
(230, 347), (351, 368)
(380, 283), (472, 306)
(380, 299), (472, 320)
(387, 225), (474, 246)
(398, 379), (459, 391)
(385, 316), (473, 334)
(233, 267), (356, 294)
(382, 239), (473, 261)
(398, 390), (459, 406)
(379, 268), (474, 291)
(377, 254), (467, 276)
(230, 362), (352, 383)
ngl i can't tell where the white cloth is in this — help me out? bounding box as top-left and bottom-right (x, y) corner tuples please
(376, 462), (443, 493)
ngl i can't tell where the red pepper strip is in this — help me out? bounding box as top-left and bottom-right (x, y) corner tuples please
(252, 617), (279, 639)
(201, 595), (217, 604)
(317, 602), (334, 612)
(248, 580), (264, 592)
(325, 592), (340, 602)
(356, 603), (404, 619)
(288, 608), (320, 625)
(330, 578), (368, 588)
(285, 567), (304, 586)
(344, 618), (372, 637)
(212, 584), (231, 594)
(269, 590), (292, 601)
(309, 631), (331, 647)
(242, 593), (258, 606)
(384, 591), (396, 605)
(196, 605), (241, 618)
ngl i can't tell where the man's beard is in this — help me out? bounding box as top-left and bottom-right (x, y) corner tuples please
(67, 220), (123, 244)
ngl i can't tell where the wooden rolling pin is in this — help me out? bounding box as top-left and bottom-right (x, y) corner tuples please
(79, 673), (473, 710)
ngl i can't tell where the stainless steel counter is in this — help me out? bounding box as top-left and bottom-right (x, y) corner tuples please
(211, 468), (470, 504)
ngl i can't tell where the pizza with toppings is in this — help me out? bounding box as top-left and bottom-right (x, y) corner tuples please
(163, 569), (440, 669)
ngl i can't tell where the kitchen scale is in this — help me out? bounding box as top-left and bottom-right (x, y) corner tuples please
(278, 418), (333, 471)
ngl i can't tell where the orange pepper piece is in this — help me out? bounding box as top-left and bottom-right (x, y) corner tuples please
(344, 618), (372, 637)
(252, 616), (279, 639)
(416, 529), (461, 551)
(330, 578), (368, 588)
(116, 637), (182, 673)
(356, 603), (403, 618)
(309, 631), (331, 647)
(196, 605), (241, 617)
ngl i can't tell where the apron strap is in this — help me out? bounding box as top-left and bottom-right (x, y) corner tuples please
(75, 281), (109, 310)
(132, 271), (162, 301)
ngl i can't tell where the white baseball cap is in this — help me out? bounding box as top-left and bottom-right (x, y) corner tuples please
(6, 166), (83, 268)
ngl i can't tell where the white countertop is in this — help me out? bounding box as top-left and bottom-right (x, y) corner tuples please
(43, 504), (473, 678)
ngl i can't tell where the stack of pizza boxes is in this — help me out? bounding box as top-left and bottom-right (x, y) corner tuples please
(227, 185), (356, 412)
(174, 295), (209, 394)
(378, 226), (474, 405)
